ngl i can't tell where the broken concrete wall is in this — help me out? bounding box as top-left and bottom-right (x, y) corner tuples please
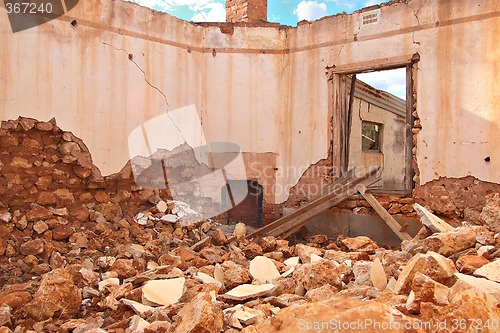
(1, 0), (499, 214)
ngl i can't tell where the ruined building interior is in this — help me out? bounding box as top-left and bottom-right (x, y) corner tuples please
(0, 0), (499, 332)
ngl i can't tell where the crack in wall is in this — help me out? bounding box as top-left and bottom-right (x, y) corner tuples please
(100, 40), (188, 145)
(410, 0), (428, 26)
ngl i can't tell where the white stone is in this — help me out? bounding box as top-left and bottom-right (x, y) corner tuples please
(283, 257), (300, 267)
(214, 263), (224, 284)
(454, 273), (500, 295)
(122, 299), (155, 315)
(474, 259), (500, 283)
(142, 278), (185, 306)
(156, 200), (168, 213)
(129, 315), (150, 333)
(478, 245), (495, 257)
(249, 256), (280, 283)
(234, 309), (257, 325)
(224, 284), (275, 301)
(310, 254), (323, 263)
(196, 272), (222, 286)
(370, 257), (387, 291)
(233, 223), (247, 238)
(160, 214), (178, 223)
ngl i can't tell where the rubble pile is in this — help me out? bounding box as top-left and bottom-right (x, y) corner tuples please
(0, 117), (499, 332)
(0, 203), (499, 332)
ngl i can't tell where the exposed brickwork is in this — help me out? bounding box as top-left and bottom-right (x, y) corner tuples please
(226, 0), (267, 23)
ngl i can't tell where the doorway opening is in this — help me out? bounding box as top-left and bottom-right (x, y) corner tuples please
(330, 57), (418, 194)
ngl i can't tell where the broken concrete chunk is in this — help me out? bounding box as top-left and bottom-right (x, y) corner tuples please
(233, 223), (247, 238)
(160, 214), (178, 223)
(295, 243), (322, 263)
(171, 293), (223, 333)
(370, 257), (387, 291)
(156, 200), (168, 213)
(142, 277), (185, 306)
(283, 256), (300, 267)
(211, 228), (228, 246)
(122, 299), (155, 315)
(394, 252), (457, 294)
(221, 261), (250, 289)
(33, 221), (49, 234)
(293, 259), (342, 291)
(98, 278), (120, 291)
(456, 255), (490, 274)
(195, 272), (222, 286)
(233, 309), (257, 326)
(474, 259), (500, 283)
(309, 254), (323, 263)
(341, 236), (378, 254)
(249, 256), (280, 284)
(423, 226), (484, 257)
(409, 273), (450, 313)
(223, 284), (276, 301)
(420, 288), (500, 333)
(479, 193), (500, 233)
(324, 250), (370, 262)
(129, 315), (150, 333)
(453, 273), (500, 297)
(304, 284), (338, 302)
(252, 298), (425, 333)
(413, 203), (453, 233)
(214, 263), (224, 285)
(23, 268), (82, 321)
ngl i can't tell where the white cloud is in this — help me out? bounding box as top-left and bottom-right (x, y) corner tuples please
(131, 0), (225, 22)
(191, 2), (225, 22)
(357, 68), (406, 99)
(294, 1), (328, 21)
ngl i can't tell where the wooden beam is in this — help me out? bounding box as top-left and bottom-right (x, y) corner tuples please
(246, 168), (380, 240)
(413, 203), (453, 233)
(356, 185), (412, 241)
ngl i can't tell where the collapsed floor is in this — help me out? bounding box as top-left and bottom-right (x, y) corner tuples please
(0, 117), (499, 333)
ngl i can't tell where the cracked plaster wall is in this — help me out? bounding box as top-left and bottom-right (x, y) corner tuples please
(0, 0), (499, 205)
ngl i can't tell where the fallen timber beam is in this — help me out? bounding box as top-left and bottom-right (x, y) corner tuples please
(356, 184), (412, 241)
(246, 168), (381, 239)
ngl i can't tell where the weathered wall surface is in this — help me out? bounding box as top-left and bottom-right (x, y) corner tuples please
(348, 81), (407, 192)
(1, 0), (499, 208)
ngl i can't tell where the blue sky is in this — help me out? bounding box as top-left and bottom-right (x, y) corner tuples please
(129, 0), (383, 26)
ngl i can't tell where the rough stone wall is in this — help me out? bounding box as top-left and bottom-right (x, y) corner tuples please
(0, 117), (178, 215)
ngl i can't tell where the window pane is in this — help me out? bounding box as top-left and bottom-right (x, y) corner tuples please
(362, 122), (381, 151)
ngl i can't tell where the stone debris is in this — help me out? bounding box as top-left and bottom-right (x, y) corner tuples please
(142, 277), (186, 306)
(223, 284), (276, 301)
(473, 259), (500, 282)
(0, 118), (499, 332)
(370, 257), (387, 291)
(249, 256), (280, 283)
